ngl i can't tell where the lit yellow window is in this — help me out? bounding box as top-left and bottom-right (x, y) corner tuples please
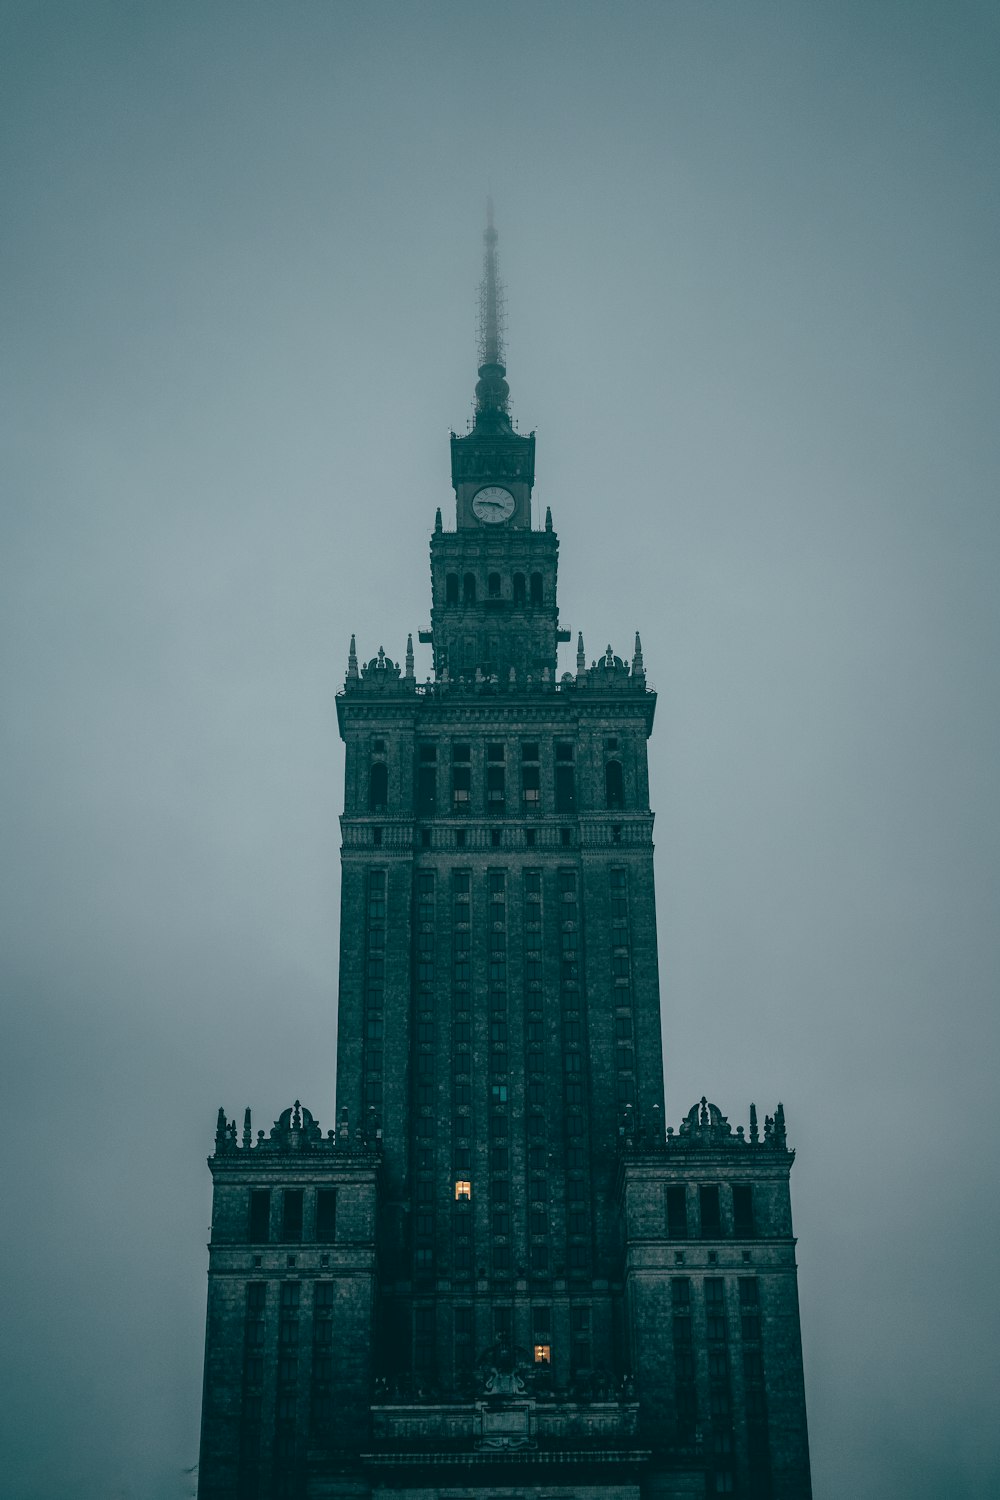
(455, 1180), (471, 1200)
(533, 1343), (551, 1365)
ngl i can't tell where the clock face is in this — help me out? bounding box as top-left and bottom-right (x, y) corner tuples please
(472, 485), (516, 523)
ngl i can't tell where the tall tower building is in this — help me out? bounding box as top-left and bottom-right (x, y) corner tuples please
(197, 212), (812, 1500)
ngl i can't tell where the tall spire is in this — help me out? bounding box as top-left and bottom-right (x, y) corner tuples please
(474, 199), (511, 426)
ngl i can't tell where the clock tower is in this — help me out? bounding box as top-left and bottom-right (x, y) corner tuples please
(427, 204), (567, 683)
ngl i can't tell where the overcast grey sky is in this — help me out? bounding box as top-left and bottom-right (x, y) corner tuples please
(2, 2), (999, 1496)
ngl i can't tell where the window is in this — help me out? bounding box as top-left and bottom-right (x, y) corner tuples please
(452, 745), (470, 805)
(513, 572), (526, 604)
(451, 1306), (473, 1340)
(732, 1184), (755, 1238)
(666, 1185), (688, 1239)
(739, 1276), (759, 1306)
(700, 1184), (722, 1237)
(531, 1209), (548, 1236)
(454, 1180), (471, 1200)
(605, 759), (624, 808)
(705, 1277), (727, 1341)
(368, 761), (388, 813)
(417, 759), (436, 814)
(282, 1189), (304, 1242)
(316, 1189), (336, 1241)
(463, 573), (476, 603)
(521, 763), (540, 806)
(533, 1344), (551, 1364)
(249, 1189), (270, 1243)
(530, 572), (543, 605)
(488, 572), (501, 598)
(532, 1243), (549, 1271)
(487, 761), (505, 811)
(446, 572), (459, 604)
(672, 1276), (691, 1308)
(368, 871), (386, 917)
(491, 1083), (508, 1104)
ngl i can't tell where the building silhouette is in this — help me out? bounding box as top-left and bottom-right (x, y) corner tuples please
(197, 210), (812, 1500)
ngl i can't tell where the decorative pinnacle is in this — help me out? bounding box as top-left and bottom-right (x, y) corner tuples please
(577, 631), (586, 674)
(347, 633), (358, 680)
(405, 633), (414, 679)
(632, 631), (644, 675)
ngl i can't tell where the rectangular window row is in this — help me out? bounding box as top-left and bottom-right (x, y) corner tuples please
(247, 1187), (336, 1244)
(666, 1183), (757, 1240)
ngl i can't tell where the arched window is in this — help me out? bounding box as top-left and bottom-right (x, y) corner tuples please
(369, 762), (388, 813)
(446, 573), (459, 605)
(488, 572), (501, 599)
(463, 573), (477, 604)
(605, 760), (624, 809)
(513, 572), (526, 605)
(530, 572), (543, 606)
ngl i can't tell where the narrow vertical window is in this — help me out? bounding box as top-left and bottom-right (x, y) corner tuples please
(463, 573), (476, 604)
(282, 1189), (304, 1242)
(666, 1185), (688, 1240)
(488, 572), (501, 598)
(513, 572), (526, 605)
(315, 1189), (336, 1241)
(248, 1188), (271, 1243)
(605, 759), (624, 808)
(486, 743), (505, 813)
(700, 1184), (722, 1238)
(446, 573), (459, 604)
(732, 1184), (755, 1238)
(452, 743), (471, 811)
(555, 744), (576, 812)
(417, 744), (437, 815)
(368, 761), (388, 813)
(530, 572), (543, 605)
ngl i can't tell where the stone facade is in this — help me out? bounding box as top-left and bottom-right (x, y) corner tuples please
(197, 215), (812, 1499)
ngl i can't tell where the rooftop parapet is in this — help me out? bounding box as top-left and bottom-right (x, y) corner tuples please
(212, 1100), (382, 1158)
(340, 636), (651, 699)
(619, 1097), (789, 1155)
